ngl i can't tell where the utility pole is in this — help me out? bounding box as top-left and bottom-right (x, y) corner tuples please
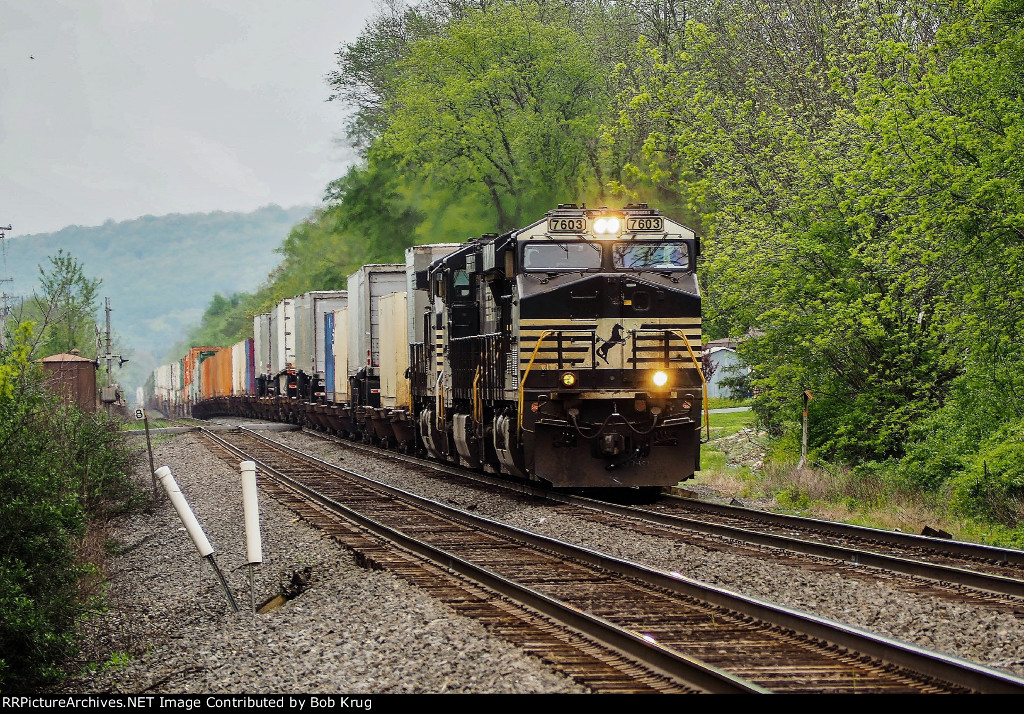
(0, 224), (12, 351)
(98, 297), (128, 415)
(105, 297), (112, 388)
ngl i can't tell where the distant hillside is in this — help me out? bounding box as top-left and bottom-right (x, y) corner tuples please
(2, 204), (313, 393)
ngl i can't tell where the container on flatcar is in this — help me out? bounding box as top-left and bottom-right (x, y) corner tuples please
(346, 264), (406, 407)
(148, 363), (175, 415)
(196, 347), (226, 400)
(172, 359), (183, 412)
(231, 338), (255, 396)
(330, 307), (349, 403)
(292, 290), (347, 400)
(205, 346), (233, 398)
(269, 298), (295, 395)
(405, 244), (464, 344)
(184, 347), (220, 408)
(378, 291), (410, 410)
(253, 313), (272, 395)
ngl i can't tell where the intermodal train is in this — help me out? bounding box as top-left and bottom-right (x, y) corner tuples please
(146, 203), (707, 490)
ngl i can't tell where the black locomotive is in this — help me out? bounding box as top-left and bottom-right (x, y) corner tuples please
(410, 203), (705, 488)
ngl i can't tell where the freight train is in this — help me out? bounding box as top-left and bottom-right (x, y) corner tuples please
(146, 203), (707, 490)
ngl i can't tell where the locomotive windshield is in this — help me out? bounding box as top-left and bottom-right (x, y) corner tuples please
(612, 241), (689, 271)
(523, 242), (602, 271)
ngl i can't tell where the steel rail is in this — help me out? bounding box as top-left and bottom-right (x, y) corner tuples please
(291, 425), (1024, 598)
(215, 427), (1024, 693)
(200, 427), (763, 694)
(564, 495), (1024, 598)
(661, 495), (1024, 566)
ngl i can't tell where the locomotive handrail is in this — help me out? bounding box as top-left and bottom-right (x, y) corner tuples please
(434, 370), (445, 431)
(670, 329), (710, 442)
(472, 366), (482, 427)
(517, 329), (593, 432)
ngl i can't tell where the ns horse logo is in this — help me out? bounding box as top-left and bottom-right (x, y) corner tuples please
(596, 324), (627, 363)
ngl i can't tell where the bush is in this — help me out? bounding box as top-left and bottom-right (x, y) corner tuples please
(0, 328), (143, 692)
(947, 419), (1024, 526)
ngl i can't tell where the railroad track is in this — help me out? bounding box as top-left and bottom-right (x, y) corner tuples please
(196, 426), (1024, 694)
(269, 423), (1024, 609)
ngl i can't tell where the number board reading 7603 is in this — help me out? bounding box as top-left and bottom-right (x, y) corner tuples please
(546, 216), (665, 233)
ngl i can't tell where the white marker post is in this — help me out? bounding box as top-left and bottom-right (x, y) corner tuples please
(156, 466), (239, 612)
(239, 461), (263, 617)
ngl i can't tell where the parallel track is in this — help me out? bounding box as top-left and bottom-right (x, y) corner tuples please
(197, 426), (1024, 694)
(287, 424), (1024, 605)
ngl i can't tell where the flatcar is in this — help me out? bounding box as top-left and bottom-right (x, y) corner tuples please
(152, 203), (707, 490)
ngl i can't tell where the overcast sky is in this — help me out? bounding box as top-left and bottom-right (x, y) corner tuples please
(0, 0), (374, 237)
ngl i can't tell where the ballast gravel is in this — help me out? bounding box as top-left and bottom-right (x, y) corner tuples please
(53, 431), (586, 694)
(56, 424), (1024, 694)
(266, 427), (1024, 680)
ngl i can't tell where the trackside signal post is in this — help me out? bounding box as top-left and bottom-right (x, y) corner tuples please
(135, 407), (158, 497)
(98, 297), (128, 414)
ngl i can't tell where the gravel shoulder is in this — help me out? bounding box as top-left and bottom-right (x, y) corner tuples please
(51, 432), (586, 694)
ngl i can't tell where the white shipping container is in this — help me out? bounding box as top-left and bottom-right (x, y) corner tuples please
(405, 243), (463, 344)
(231, 340), (247, 395)
(270, 297), (295, 378)
(313, 291), (347, 378)
(378, 292), (410, 409)
(253, 313), (272, 379)
(154, 364), (172, 394)
(292, 293), (311, 376)
(346, 265), (407, 378)
(170, 362), (182, 405)
(293, 291), (347, 378)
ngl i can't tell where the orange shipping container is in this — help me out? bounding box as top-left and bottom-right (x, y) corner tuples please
(184, 346), (220, 391)
(197, 347), (229, 400)
(207, 346), (234, 397)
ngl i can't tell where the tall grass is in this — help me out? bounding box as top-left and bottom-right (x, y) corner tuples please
(694, 410), (1024, 547)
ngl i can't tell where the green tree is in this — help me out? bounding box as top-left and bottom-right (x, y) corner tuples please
(611, 0), (1024, 496)
(608, 1), (975, 463)
(26, 250), (102, 359)
(846, 0), (1024, 518)
(379, 1), (607, 230)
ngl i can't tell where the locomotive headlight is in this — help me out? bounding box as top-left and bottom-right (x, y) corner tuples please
(652, 370), (669, 387)
(560, 371), (577, 387)
(592, 216), (622, 236)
